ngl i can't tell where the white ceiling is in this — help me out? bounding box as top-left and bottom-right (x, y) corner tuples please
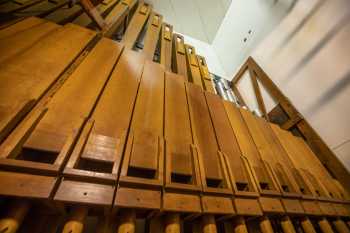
(145, 0), (231, 43)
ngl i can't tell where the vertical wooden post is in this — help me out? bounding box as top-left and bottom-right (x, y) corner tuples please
(281, 216), (296, 233)
(62, 206), (88, 233)
(117, 209), (136, 233)
(333, 219), (350, 233)
(259, 216), (274, 233)
(300, 217), (316, 233)
(202, 215), (217, 233)
(165, 213), (181, 233)
(232, 217), (249, 233)
(318, 218), (335, 233)
(0, 200), (30, 233)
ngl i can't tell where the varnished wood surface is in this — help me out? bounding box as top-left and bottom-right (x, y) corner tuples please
(0, 23), (96, 143)
(24, 37), (123, 154)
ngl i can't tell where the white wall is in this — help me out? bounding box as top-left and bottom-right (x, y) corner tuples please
(145, 0), (231, 42)
(212, 0), (295, 79)
(251, 0), (350, 171)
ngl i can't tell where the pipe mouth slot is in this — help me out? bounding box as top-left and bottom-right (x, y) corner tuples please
(77, 158), (113, 173)
(19, 148), (57, 164)
(127, 166), (156, 179)
(236, 182), (249, 191)
(281, 185), (290, 192)
(171, 173), (192, 184)
(206, 178), (223, 188)
(259, 182), (270, 190)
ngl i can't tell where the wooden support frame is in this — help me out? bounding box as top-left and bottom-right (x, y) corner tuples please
(231, 56), (350, 194)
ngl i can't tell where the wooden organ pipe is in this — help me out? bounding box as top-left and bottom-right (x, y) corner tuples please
(165, 213), (181, 233)
(300, 217), (317, 233)
(333, 219), (350, 233)
(202, 215), (218, 233)
(280, 216), (296, 233)
(0, 200), (30, 233)
(232, 217), (249, 233)
(318, 218), (335, 233)
(61, 207), (88, 233)
(117, 209), (136, 233)
(259, 216), (275, 233)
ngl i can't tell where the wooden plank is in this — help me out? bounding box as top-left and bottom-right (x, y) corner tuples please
(122, 2), (152, 49)
(0, 23), (96, 144)
(185, 44), (203, 88)
(0, 171), (56, 198)
(270, 123), (318, 198)
(0, 16), (43, 39)
(197, 55), (215, 93)
(23, 38), (122, 155)
(173, 34), (188, 80)
(0, 0), (44, 13)
(118, 61), (164, 192)
(206, 93), (258, 196)
(64, 49), (145, 182)
(223, 103), (281, 198)
(186, 83), (222, 182)
(44, 3), (84, 24)
(160, 23), (173, 71)
(240, 110), (306, 214)
(127, 61), (164, 171)
(14, 0), (69, 18)
(142, 11), (162, 60)
(165, 72), (193, 176)
(0, 19), (59, 63)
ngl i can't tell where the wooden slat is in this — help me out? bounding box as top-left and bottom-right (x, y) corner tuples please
(142, 11), (163, 60)
(187, 83), (221, 181)
(14, 0), (69, 18)
(127, 61), (164, 171)
(0, 16), (43, 39)
(65, 49), (145, 179)
(0, 0), (44, 13)
(0, 18), (59, 63)
(165, 72), (193, 176)
(0, 23), (96, 144)
(160, 23), (173, 71)
(206, 93), (257, 194)
(24, 37), (123, 154)
(173, 34), (188, 80)
(122, 2), (152, 49)
(44, 3), (84, 24)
